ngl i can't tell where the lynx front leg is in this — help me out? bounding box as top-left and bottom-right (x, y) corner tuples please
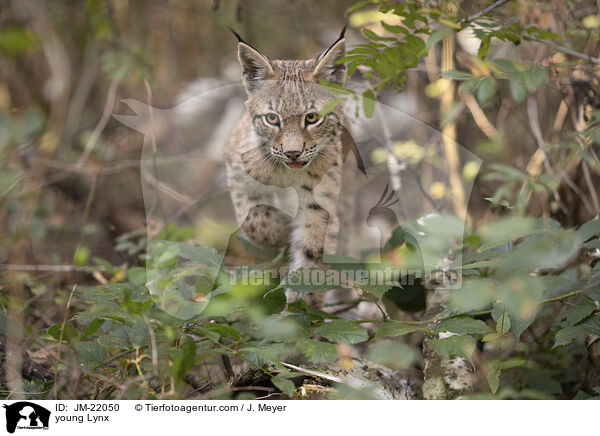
(289, 169), (341, 270)
(287, 176), (340, 305)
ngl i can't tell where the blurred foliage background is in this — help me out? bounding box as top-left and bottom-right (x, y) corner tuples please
(1, 0), (600, 400)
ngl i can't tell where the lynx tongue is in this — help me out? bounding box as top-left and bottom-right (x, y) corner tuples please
(286, 161), (305, 168)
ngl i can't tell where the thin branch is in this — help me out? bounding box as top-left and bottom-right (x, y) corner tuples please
(76, 173), (98, 250)
(279, 361), (343, 383)
(0, 264), (106, 272)
(353, 290), (583, 326)
(462, 93), (498, 139)
(582, 161), (600, 216)
(542, 39), (600, 65)
(142, 315), (159, 378)
(464, 0), (509, 24)
(54, 284), (77, 398)
(526, 96), (574, 214)
(76, 67), (126, 167)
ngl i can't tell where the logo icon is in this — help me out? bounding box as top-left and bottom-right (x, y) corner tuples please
(2, 402), (50, 434)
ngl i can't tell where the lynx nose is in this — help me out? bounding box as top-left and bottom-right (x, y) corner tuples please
(283, 150), (302, 160)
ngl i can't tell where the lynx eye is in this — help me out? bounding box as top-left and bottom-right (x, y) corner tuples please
(264, 113), (280, 126)
(305, 112), (319, 125)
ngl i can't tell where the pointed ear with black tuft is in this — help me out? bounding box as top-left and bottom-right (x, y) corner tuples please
(237, 43), (274, 93)
(229, 27), (273, 92)
(313, 27), (348, 86)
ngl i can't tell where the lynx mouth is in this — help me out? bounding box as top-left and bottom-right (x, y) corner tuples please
(285, 160), (307, 169)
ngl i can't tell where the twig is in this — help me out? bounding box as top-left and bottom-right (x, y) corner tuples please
(0, 264), (106, 272)
(76, 67), (126, 167)
(76, 173), (98, 250)
(526, 96), (571, 214)
(440, 24), (469, 222)
(254, 392), (283, 400)
(463, 2), (600, 65)
(352, 290), (583, 326)
(142, 315), (159, 377)
(540, 39), (600, 65)
(231, 386), (276, 392)
(464, 0), (509, 24)
(582, 162), (600, 216)
(54, 284), (77, 398)
(279, 361), (343, 383)
(221, 355), (235, 381)
(30, 153), (209, 176)
(462, 93), (498, 139)
(574, 102), (600, 216)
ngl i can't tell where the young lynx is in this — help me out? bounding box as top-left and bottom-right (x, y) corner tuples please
(225, 29), (348, 292)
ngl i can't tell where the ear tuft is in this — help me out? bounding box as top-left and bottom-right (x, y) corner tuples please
(238, 43), (273, 92)
(314, 38), (347, 86)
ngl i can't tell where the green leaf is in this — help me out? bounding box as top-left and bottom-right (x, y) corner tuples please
(381, 21), (407, 34)
(367, 340), (418, 369)
(196, 327), (220, 343)
(73, 245), (91, 266)
(362, 89), (376, 118)
(487, 362), (501, 393)
(320, 97), (347, 116)
(434, 316), (490, 335)
(240, 345), (288, 366)
(478, 35), (491, 59)
(172, 335), (196, 381)
(554, 325), (593, 348)
(497, 230), (581, 274)
(523, 67), (547, 92)
(202, 323), (241, 340)
(500, 357), (526, 369)
(492, 305), (511, 334)
(493, 59), (520, 74)
(43, 324), (79, 343)
(75, 342), (107, 369)
(476, 77), (496, 106)
(427, 28), (449, 51)
(429, 335), (476, 362)
(347, 0), (370, 14)
(82, 318), (105, 339)
(98, 335), (128, 348)
(0, 27), (39, 57)
(565, 296), (597, 325)
(509, 77), (527, 104)
(442, 69), (473, 81)
(448, 279), (496, 313)
(152, 242), (180, 265)
(356, 282), (393, 299)
(578, 219), (600, 242)
(478, 216), (544, 251)
(261, 289), (287, 315)
(460, 77), (481, 94)
(314, 319), (368, 344)
(166, 242), (222, 267)
(127, 267), (147, 286)
(375, 321), (426, 339)
(298, 339), (338, 363)
(363, 28), (397, 42)
(271, 376), (296, 397)
(129, 319), (150, 347)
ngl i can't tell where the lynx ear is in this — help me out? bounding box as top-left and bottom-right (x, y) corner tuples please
(314, 33), (347, 86)
(238, 43), (274, 92)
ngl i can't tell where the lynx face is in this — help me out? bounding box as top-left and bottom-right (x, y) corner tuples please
(237, 37), (347, 169)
